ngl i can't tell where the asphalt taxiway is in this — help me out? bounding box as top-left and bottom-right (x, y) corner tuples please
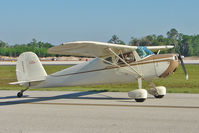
(1, 90), (199, 133)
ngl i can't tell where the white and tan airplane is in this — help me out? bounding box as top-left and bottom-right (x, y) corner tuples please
(10, 41), (188, 102)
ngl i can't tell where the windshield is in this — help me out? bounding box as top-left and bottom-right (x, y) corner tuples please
(136, 46), (154, 58)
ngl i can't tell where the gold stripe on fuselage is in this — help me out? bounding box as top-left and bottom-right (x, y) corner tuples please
(51, 54), (176, 77)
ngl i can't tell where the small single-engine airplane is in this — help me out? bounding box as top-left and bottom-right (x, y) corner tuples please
(10, 41), (188, 102)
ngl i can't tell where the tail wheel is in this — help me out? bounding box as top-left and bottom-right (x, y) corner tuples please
(17, 92), (23, 98)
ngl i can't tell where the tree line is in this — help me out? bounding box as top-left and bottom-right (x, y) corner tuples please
(1, 28), (199, 57)
(109, 28), (199, 56)
(0, 39), (53, 57)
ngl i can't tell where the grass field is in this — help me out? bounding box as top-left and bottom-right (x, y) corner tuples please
(0, 64), (198, 93)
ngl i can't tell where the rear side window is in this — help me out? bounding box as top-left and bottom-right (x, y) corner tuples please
(103, 57), (112, 64)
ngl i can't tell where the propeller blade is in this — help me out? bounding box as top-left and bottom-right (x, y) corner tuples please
(178, 53), (188, 80)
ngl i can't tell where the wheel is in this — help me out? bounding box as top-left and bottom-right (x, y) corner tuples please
(135, 98), (146, 102)
(154, 95), (164, 98)
(17, 92), (23, 98)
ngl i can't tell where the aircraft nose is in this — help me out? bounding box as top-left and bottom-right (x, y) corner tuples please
(159, 55), (179, 78)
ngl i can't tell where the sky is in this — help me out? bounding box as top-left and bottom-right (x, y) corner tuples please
(0, 0), (199, 45)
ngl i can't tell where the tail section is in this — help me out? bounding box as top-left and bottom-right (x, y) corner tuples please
(10, 52), (47, 86)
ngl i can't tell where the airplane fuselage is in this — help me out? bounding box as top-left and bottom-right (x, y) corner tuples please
(33, 54), (179, 88)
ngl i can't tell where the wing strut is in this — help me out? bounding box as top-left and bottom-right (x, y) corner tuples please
(99, 57), (142, 79)
(108, 48), (143, 78)
(99, 57), (136, 74)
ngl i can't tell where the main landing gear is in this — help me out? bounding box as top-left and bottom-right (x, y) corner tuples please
(128, 78), (147, 102)
(148, 83), (166, 99)
(128, 79), (166, 102)
(128, 89), (148, 102)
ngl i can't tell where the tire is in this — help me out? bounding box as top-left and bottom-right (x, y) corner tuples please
(154, 95), (164, 98)
(17, 92), (23, 98)
(135, 98), (146, 102)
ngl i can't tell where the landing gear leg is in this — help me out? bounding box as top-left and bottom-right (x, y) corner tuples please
(17, 86), (29, 98)
(135, 77), (146, 102)
(138, 77), (142, 89)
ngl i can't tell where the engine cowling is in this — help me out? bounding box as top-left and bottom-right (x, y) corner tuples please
(148, 86), (166, 98)
(128, 89), (147, 102)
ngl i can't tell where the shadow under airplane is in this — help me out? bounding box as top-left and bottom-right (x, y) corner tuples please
(0, 91), (129, 106)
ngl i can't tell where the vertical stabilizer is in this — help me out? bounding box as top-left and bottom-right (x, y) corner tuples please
(15, 52), (47, 83)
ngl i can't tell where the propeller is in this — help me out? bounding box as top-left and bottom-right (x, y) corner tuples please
(177, 49), (189, 80)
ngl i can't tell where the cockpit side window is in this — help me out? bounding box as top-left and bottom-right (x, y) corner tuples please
(136, 46), (154, 58)
(117, 52), (135, 64)
(103, 52), (136, 65)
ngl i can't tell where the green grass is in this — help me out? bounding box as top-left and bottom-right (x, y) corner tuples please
(0, 64), (199, 93)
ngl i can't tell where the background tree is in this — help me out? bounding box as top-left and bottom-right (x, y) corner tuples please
(0, 40), (8, 48)
(108, 35), (126, 45)
(167, 28), (178, 44)
(0, 39), (54, 57)
(129, 37), (140, 46)
(192, 35), (199, 56)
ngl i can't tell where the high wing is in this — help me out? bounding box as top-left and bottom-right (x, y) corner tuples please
(48, 41), (137, 58)
(48, 41), (174, 58)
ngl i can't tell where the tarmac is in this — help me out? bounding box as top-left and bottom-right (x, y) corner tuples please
(1, 90), (199, 133)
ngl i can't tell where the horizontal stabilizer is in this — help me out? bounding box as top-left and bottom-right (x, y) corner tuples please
(9, 79), (45, 85)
